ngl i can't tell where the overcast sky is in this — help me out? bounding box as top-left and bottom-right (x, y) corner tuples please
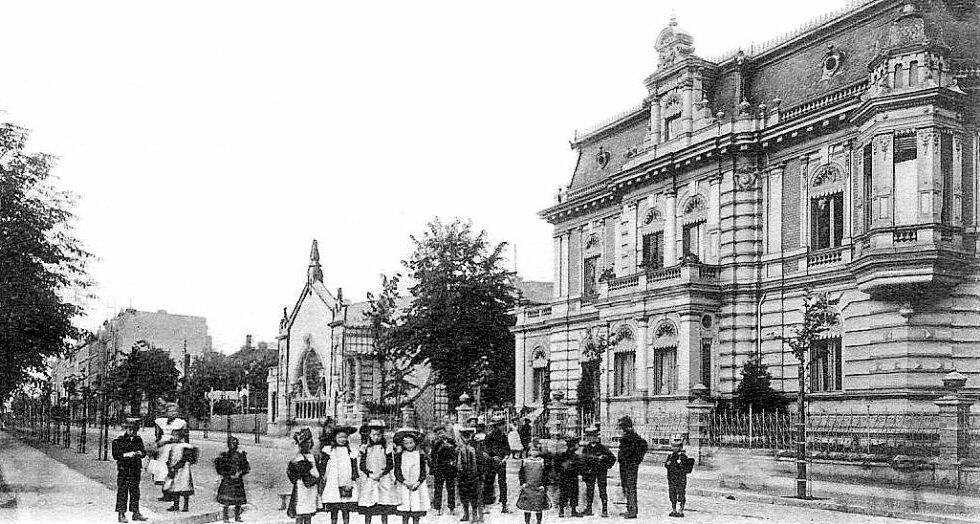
(2, 1), (853, 352)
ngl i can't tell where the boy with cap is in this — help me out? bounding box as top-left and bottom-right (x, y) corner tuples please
(455, 426), (484, 522)
(429, 425), (457, 516)
(556, 434), (583, 518)
(664, 435), (695, 518)
(579, 425), (615, 517)
(112, 418), (147, 523)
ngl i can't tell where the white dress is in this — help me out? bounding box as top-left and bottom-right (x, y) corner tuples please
(151, 417), (186, 483)
(396, 450), (431, 515)
(358, 444), (399, 510)
(320, 445), (359, 506)
(165, 442), (195, 494)
(292, 454), (320, 516)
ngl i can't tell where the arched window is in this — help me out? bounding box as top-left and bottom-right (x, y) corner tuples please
(612, 328), (636, 397)
(302, 350), (323, 397)
(894, 62), (906, 88)
(652, 321), (679, 395)
(682, 195), (707, 261)
(908, 61), (919, 87)
(641, 206), (665, 269)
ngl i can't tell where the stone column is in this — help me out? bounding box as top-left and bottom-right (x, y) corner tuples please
(686, 385), (713, 464)
(708, 174), (722, 264)
(636, 318), (649, 394)
(767, 164), (784, 254)
(515, 332), (527, 408)
(935, 372), (974, 488)
(455, 393), (475, 427)
(649, 96), (662, 144)
(553, 236), (563, 299)
(676, 312), (697, 396)
(665, 190), (677, 265)
(953, 133), (963, 226)
(681, 75), (694, 138)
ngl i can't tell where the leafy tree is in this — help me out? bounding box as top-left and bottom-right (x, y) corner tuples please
(732, 354), (788, 413)
(576, 328), (623, 415)
(399, 219), (517, 408)
(106, 341), (179, 418)
(179, 351), (245, 421)
(363, 273), (416, 407)
(0, 123), (93, 401)
(230, 341), (277, 413)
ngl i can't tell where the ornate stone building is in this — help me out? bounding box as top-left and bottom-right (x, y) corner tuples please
(513, 1), (980, 422)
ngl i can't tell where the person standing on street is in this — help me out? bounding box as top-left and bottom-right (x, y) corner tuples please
(579, 425), (615, 517)
(358, 420), (398, 524)
(616, 416), (648, 520)
(393, 428), (431, 524)
(518, 419), (532, 458)
(665, 435), (695, 518)
(482, 415), (511, 513)
(112, 418), (147, 523)
(319, 425), (360, 524)
(556, 434), (583, 518)
(164, 427), (197, 512)
(516, 442), (550, 524)
(287, 428), (321, 524)
(215, 435), (250, 522)
(455, 426), (482, 523)
(152, 402), (187, 500)
(429, 425), (457, 516)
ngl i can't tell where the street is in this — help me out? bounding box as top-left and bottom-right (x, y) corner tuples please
(0, 427), (923, 524)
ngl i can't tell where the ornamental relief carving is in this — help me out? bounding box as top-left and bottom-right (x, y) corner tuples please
(734, 168), (759, 191)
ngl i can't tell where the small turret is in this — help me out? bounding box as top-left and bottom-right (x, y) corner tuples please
(308, 239), (324, 284)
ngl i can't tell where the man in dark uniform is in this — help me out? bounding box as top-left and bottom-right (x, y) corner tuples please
(482, 415), (511, 513)
(112, 418), (148, 523)
(580, 424), (616, 517)
(616, 416), (648, 520)
(556, 433), (583, 518)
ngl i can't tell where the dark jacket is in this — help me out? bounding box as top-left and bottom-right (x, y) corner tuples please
(112, 434), (146, 479)
(580, 442), (616, 476)
(556, 449), (581, 486)
(518, 424), (532, 447)
(617, 430), (648, 468)
(665, 449), (695, 479)
(431, 436), (457, 473)
(485, 428), (510, 459)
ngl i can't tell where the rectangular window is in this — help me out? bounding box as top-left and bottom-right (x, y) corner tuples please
(531, 367), (546, 403)
(682, 221), (705, 260)
(811, 338), (843, 392)
(641, 231), (665, 269)
(613, 352), (636, 397)
(700, 339), (712, 389)
(583, 256), (599, 298)
(810, 193), (844, 249)
(864, 144), (874, 230)
(941, 133), (954, 224)
(908, 61), (919, 87)
(653, 347), (677, 395)
(663, 114), (681, 142)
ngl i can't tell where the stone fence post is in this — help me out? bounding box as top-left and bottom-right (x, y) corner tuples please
(686, 384), (713, 465)
(934, 371), (974, 489)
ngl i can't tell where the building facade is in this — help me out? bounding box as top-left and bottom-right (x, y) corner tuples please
(266, 240), (448, 434)
(514, 0), (980, 422)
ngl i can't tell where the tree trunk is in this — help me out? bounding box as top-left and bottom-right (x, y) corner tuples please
(796, 357), (807, 498)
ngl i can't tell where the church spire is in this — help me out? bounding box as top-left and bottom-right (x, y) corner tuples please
(308, 239), (323, 284)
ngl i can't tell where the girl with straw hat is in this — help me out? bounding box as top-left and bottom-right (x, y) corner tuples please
(358, 419), (398, 524)
(393, 427), (430, 524)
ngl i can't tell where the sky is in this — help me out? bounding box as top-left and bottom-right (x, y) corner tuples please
(1, 1), (854, 352)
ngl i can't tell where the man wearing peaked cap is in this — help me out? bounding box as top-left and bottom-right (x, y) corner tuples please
(483, 414), (511, 513)
(580, 424), (616, 517)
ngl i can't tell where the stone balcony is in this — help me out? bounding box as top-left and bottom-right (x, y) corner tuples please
(851, 223), (972, 297)
(600, 262), (722, 301)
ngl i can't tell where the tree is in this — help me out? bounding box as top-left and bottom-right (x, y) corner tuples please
(731, 354), (788, 413)
(363, 273), (416, 407)
(230, 341), (276, 413)
(0, 123), (93, 401)
(576, 328), (623, 416)
(179, 351), (246, 421)
(785, 289), (839, 499)
(399, 219), (518, 407)
(106, 341), (179, 418)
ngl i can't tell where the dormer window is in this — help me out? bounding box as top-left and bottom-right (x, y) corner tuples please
(663, 114), (681, 142)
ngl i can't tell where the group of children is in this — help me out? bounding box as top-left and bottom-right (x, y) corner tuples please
(287, 420), (431, 524)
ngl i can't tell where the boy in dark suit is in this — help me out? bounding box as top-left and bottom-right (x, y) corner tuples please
(665, 435), (695, 518)
(112, 418), (147, 523)
(579, 425), (615, 517)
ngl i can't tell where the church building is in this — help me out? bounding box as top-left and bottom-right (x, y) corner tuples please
(266, 241), (446, 434)
(513, 0), (980, 422)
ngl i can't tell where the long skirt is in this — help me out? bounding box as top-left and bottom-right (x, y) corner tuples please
(217, 477), (247, 506)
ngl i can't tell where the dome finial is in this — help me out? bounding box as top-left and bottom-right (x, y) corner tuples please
(669, 8), (677, 27)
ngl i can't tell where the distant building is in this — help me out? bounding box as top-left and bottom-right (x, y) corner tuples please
(50, 308), (212, 416)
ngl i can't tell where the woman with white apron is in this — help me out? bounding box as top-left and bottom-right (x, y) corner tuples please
(152, 403), (186, 498)
(287, 428), (321, 524)
(320, 425), (359, 524)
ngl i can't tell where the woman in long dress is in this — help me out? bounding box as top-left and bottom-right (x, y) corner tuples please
(164, 428), (196, 512)
(393, 428), (430, 524)
(152, 403), (187, 498)
(287, 428), (321, 524)
(319, 425), (359, 524)
(358, 420), (398, 524)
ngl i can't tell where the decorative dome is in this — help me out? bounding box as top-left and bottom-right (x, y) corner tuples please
(875, 2), (947, 57)
(655, 13), (696, 68)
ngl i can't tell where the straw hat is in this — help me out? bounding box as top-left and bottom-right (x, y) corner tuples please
(393, 427), (422, 445)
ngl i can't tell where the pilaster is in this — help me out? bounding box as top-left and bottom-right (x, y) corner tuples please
(664, 190), (678, 265)
(636, 318), (649, 394)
